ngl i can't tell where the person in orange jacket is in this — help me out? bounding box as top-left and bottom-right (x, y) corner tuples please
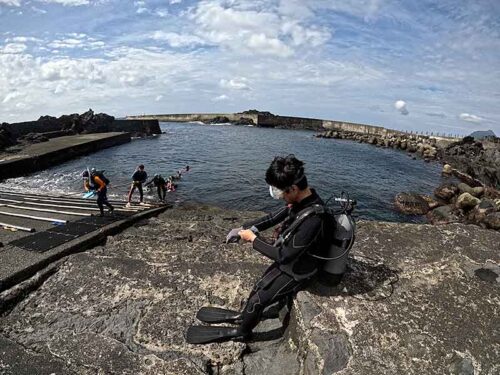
(82, 168), (114, 216)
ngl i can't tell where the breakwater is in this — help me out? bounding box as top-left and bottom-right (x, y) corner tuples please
(126, 111), (460, 141)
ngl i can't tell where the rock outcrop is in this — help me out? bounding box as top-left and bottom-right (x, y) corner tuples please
(1, 204), (498, 374)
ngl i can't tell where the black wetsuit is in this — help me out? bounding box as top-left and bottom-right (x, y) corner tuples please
(239, 189), (331, 334)
(146, 175), (166, 201)
(129, 170), (148, 202)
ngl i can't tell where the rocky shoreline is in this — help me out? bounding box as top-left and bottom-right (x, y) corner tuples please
(316, 130), (500, 230)
(316, 130), (500, 189)
(0, 203), (498, 374)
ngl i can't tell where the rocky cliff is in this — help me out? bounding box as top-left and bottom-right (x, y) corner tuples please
(0, 204), (498, 374)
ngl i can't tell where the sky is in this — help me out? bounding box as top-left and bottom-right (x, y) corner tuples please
(0, 0), (499, 136)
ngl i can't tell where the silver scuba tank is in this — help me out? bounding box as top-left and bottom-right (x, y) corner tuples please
(317, 213), (356, 276)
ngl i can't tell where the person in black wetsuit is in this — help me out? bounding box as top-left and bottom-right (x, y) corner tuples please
(145, 174), (167, 202)
(198, 154), (331, 343)
(127, 164), (147, 207)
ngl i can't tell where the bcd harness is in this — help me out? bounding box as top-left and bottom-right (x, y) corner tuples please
(273, 202), (356, 277)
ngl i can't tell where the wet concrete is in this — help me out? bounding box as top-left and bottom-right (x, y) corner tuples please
(0, 204), (498, 374)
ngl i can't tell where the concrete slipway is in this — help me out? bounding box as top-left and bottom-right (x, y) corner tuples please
(0, 190), (168, 293)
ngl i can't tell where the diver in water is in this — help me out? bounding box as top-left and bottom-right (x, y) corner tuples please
(145, 174), (167, 202)
(82, 168), (114, 216)
(126, 164), (147, 207)
(187, 154), (337, 344)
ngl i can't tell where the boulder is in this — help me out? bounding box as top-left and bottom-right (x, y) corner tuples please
(426, 205), (459, 224)
(467, 200), (496, 225)
(442, 164), (452, 175)
(394, 193), (431, 215)
(457, 183), (474, 195)
(471, 186), (485, 197)
(456, 193), (480, 210)
(434, 184), (459, 202)
(483, 212), (500, 230)
(234, 117), (255, 126)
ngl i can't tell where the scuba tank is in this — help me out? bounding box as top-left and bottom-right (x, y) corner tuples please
(275, 193), (356, 285)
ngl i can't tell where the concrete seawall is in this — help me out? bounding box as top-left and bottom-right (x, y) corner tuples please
(0, 132), (130, 180)
(128, 112), (459, 141)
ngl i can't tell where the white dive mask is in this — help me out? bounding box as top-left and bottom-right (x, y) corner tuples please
(269, 185), (284, 200)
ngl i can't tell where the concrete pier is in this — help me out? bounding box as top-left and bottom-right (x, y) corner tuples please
(0, 132), (131, 180)
(0, 191), (168, 293)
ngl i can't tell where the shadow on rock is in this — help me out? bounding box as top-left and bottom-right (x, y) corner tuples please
(309, 257), (400, 301)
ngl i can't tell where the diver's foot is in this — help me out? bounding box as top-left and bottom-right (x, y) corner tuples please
(108, 207), (114, 214)
(139, 202), (147, 206)
(125, 202), (132, 208)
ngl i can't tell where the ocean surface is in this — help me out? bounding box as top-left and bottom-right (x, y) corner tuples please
(0, 122), (447, 222)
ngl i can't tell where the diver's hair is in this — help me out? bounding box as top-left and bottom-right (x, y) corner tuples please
(265, 154), (308, 191)
(139, 164), (145, 170)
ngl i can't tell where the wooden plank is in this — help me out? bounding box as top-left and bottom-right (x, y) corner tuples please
(0, 210), (66, 224)
(0, 198), (142, 213)
(6, 205), (91, 217)
(0, 221), (35, 232)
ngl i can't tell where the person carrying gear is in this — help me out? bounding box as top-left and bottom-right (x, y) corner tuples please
(187, 154), (342, 344)
(126, 164), (147, 207)
(82, 168), (114, 216)
(145, 174), (167, 202)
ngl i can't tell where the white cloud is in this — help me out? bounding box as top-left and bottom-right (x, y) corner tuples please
(0, 0), (21, 6)
(37, 0), (90, 5)
(48, 38), (83, 49)
(1, 43), (27, 54)
(6, 36), (42, 43)
(281, 21), (331, 47)
(151, 31), (206, 48)
(213, 94), (228, 101)
(54, 84), (65, 94)
(2, 91), (22, 104)
(155, 95), (163, 101)
(247, 33), (292, 57)
(119, 73), (150, 87)
(136, 7), (149, 14)
(154, 8), (168, 17)
(394, 100), (409, 115)
(170, 0), (182, 4)
(459, 113), (483, 123)
(220, 78), (250, 90)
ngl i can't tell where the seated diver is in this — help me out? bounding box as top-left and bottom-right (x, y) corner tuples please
(186, 154), (338, 344)
(145, 174), (167, 202)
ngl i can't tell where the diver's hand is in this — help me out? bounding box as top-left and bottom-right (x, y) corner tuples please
(226, 227), (242, 243)
(238, 229), (257, 243)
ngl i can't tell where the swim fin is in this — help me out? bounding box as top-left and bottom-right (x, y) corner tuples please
(186, 325), (246, 344)
(196, 307), (242, 324)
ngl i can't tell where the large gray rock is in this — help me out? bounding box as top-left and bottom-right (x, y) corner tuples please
(434, 184), (459, 202)
(394, 193), (432, 215)
(456, 192), (480, 210)
(0, 205), (499, 374)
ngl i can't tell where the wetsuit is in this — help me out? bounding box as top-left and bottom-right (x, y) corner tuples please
(238, 189), (331, 335)
(128, 170), (147, 203)
(145, 175), (166, 201)
(85, 173), (114, 215)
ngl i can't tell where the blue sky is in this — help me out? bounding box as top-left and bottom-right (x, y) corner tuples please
(0, 0), (499, 135)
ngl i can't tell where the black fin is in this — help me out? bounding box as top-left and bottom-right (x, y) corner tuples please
(186, 325), (243, 345)
(196, 307), (241, 324)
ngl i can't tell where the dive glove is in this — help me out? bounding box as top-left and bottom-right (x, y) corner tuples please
(225, 226), (259, 244)
(225, 227), (242, 243)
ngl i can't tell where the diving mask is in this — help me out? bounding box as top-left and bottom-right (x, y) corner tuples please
(269, 185), (284, 200)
